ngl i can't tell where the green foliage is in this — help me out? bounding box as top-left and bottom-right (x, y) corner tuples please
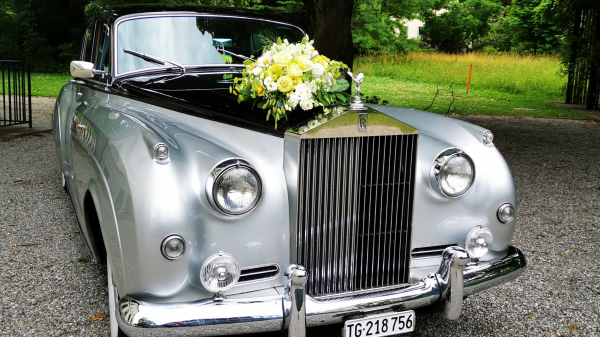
(482, 0), (562, 54)
(354, 52), (586, 118)
(421, 0), (503, 53)
(0, 0), (87, 72)
(351, 0), (435, 54)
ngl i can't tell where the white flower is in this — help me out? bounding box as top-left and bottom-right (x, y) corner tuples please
(257, 54), (270, 66)
(298, 126), (309, 133)
(312, 63), (325, 76)
(264, 76), (273, 86)
(251, 67), (262, 76)
(308, 81), (318, 93)
(273, 50), (292, 65)
(300, 99), (319, 110)
(266, 81), (278, 91)
(289, 92), (300, 107)
(307, 118), (319, 128)
(294, 83), (312, 101)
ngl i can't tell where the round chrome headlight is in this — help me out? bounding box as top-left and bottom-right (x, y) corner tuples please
(200, 252), (241, 293)
(430, 149), (475, 197)
(207, 159), (262, 215)
(465, 226), (493, 258)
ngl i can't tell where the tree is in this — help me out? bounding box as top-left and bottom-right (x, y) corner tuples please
(421, 0), (503, 53)
(484, 0), (562, 54)
(0, 0), (88, 72)
(301, 0), (355, 68)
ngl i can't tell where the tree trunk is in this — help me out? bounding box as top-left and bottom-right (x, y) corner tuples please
(586, 8), (600, 109)
(566, 9), (581, 104)
(301, 0), (355, 70)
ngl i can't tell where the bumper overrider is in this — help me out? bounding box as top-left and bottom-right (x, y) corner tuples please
(116, 246), (526, 337)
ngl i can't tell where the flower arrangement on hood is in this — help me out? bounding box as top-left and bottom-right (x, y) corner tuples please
(230, 36), (350, 128)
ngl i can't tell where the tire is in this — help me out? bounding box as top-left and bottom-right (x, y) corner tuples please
(61, 172), (68, 194)
(108, 258), (128, 337)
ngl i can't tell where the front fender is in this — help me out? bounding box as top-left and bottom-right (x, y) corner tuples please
(81, 93), (291, 303)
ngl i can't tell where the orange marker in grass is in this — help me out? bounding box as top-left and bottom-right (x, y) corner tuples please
(466, 64), (473, 94)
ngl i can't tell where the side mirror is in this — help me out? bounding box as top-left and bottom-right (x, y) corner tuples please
(70, 61), (104, 78)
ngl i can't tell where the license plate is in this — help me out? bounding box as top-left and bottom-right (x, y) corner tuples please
(343, 310), (415, 337)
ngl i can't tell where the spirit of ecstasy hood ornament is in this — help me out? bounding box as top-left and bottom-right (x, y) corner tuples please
(347, 71), (368, 111)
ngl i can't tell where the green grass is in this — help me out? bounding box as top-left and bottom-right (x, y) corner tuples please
(0, 73), (70, 98)
(30, 73), (71, 97)
(354, 52), (587, 118)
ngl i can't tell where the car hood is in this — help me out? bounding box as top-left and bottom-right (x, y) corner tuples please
(120, 72), (316, 137)
(120, 73), (489, 148)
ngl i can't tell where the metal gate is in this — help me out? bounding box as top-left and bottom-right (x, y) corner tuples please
(1, 61), (32, 128)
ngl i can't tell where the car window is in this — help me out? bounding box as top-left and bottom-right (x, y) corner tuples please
(81, 22), (97, 62)
(116, 16), (304, 75)
(93, 24), (111, 73)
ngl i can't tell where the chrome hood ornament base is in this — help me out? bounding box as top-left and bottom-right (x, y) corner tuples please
(347, 71), (368, 111)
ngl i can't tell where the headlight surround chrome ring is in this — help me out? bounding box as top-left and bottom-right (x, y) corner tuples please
(430, 148), (475, 198)
(206, 158), (262, 215)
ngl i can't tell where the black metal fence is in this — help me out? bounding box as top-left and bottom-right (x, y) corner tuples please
(1, 61), (32, 128)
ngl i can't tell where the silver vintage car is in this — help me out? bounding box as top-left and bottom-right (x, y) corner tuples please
(53, 5), (526, 337)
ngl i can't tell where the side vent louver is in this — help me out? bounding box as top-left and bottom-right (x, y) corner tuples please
(237, 264), (280, 285)
(411, 244), (459, 259)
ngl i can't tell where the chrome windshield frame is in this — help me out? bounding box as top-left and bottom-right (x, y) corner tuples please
(112, 12), (306, 80)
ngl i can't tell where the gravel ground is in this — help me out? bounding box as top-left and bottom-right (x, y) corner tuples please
(0, 113), (599, 337)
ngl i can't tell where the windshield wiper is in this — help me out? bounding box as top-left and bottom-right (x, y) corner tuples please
(214, 43), (255, 62)
(124, 49), (186, 74)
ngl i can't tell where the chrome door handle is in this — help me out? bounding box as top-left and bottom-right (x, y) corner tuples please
(67, 79), (85, 85)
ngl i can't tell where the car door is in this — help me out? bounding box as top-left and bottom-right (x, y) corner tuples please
(69, 19), (111, 254)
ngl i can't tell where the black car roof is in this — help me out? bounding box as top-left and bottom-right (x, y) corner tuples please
(104, 4), (305, 28)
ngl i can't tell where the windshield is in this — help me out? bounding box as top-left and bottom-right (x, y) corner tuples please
(116, 16), (304, 75)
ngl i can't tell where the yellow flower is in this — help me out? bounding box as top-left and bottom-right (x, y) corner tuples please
(268, 64), (283, 76)
(254, 84), (266, 96)
(292, 77), (303, 86)
(312, 55), (330, 67)
(288, 63), (303, 77)
(276, 76), (294, 93)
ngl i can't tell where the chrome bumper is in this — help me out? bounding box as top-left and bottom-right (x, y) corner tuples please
(117, 246), (526, 337)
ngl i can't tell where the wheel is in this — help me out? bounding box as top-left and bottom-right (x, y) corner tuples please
(108, 258), (128, 337)
(61, 172), (68, 194)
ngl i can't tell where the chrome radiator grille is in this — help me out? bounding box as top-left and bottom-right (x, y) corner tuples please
(296, 135), (417, 297)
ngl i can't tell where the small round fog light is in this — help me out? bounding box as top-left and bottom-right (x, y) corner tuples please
(497, 203), (515, 223)
(465, 226), (493, 259)
(161, 235), (185, 260)
(200, 252), (241, 293)
(482, 130), (494, 146)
